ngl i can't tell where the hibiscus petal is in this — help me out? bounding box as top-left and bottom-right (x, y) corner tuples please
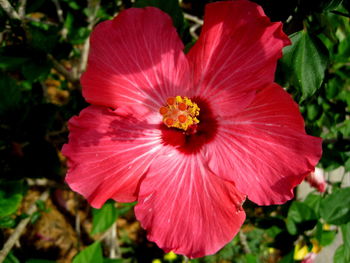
(187, 0), (290, 116)
(135, 151), (246, 258)
(205, 84), (322, 205)
(62, 105), (163, 208)
(81, 7), (190, 111)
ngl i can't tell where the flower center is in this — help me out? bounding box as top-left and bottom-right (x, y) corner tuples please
(159, 96), (200, 131)
(160, 97), (218, 154)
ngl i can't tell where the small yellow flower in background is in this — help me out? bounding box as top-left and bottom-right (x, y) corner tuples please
(268, 247), (277, 254)
(152, 259), (162, 263)
(294, 242), (309, 260)
(311, 239), (322, 254)
(164, 251), (178, 261)
(323, 224), (331, 231)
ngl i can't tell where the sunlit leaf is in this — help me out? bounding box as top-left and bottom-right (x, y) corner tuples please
(303, 193), (322, 216)
(281, 31), (328, 100)
(72, 241), (103, 263)
(91, 201), (118, 234)
(0, 215), (16, 228)
(92, 201), (135, 234)
(320, 187), (350, 225)
(341, 222), (350, 262)
(334, 245), (347, 263)
(0, 180), (25, 217)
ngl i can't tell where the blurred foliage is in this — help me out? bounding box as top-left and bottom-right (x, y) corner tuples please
(0, 0), (349, 262)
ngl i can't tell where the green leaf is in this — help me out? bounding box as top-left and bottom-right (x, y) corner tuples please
(281, 31), (328, 100)
(0, 180), (25, 217)
(91, 201), (118, 234)
(266, 226), (283, 239)
(0, 73), (21, 115)
(341, 222), (350, 261)
(245, 254), (259, 263)
(26, 260), (56, 263)
(73, 241), (103, 263)
(286, 201), (317, 235)
(0, 56), (30, 70)
(0, 215), (16, 228)
(320, 187), (350, 225)
(103, 259), (124, 263)
(69, 27), (91, 45)
(64, 12), (74, 33)
(303, 193), (322, 216)
(334, 245), (347, 263)
(21, 57), (51, 82)
(279, 251), (294, 263)
(91, 201), (134, 235)
(26, 0), (46, 13)
(322, 0), (344, 11)
(27, 24), (59, 53)
(320, 230), (337, 246)
(4, 252), (20, 263)
(134, 0), (184, 34)
(325, 76), (342, 99)
(30, 211), (42, 224)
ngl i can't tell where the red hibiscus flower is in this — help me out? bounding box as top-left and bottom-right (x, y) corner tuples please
(62, 0), (322, 258)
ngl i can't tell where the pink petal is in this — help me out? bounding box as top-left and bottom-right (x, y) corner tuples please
(81, 7), (190, 111)
(205, 84), (322, 205)
(62, 105), (163, 208)
(302, 253), (317, 263)
(135, 151), (246, 258)
(305, 168), (327, 193)
(187, 0), (290, 116)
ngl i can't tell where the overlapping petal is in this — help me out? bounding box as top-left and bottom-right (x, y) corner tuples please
(135, 151), (246, 258)
(62, 105), (163, 208)
(205, 84), (322, 205)
(187, 0), (290, 116)
(81, 7), (190, 111)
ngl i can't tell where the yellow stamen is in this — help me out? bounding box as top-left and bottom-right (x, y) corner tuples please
(159, 96), (200, 131)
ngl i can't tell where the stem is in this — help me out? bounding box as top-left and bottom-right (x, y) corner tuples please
(78, 0), (101, 75)
(51, 0), (67, 38)
(52, 0), (64, 23)
(184, 13), (203, 40)
(47, 54), (80, 86)
(0, 191), (50, 263)
(331, 10), (350, 18)
(184, 13), (203, 26)
(18, 0), (26, 18)
(0, 0), (21, 20)
(239, 230), (251, 254)
(109, 222), (121, 258)
(340, 170), (348, 188)
(75, 198), (81, 251)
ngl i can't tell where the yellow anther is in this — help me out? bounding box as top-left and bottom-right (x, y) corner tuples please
(159, 96), (200, 131)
